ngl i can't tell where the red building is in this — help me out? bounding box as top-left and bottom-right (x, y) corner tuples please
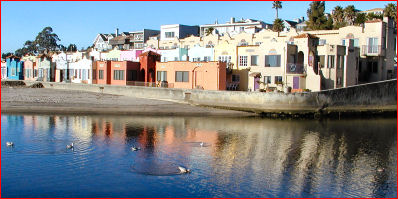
(138, 51), (161, 83)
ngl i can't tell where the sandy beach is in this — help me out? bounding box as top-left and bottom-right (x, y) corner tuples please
(1, 86), (255, 117)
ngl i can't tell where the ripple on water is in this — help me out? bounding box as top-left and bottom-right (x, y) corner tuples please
(131, 160), (189, 176)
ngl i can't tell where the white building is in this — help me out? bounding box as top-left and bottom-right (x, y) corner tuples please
(200, 18), (271, 37)
(1, 61), (6, 79)
(93, 33), (115, 52)
(160, 24), (199, 41)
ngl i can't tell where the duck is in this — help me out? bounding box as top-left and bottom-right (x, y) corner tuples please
(178, 166), (191, 174)
(66, 143), (74, 149)
(377, 168), (385, 172)
(6, 142), (14, 147)
(131, 146), (141, 151)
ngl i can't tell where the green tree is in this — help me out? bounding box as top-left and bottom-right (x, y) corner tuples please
(2, 52), (13, 60)
(384, 3), (397, 23)
(272, 18), (285, 35)
(344, 5), (357, 26)
(367, 12), (383, 20)
(355, 13), (367, 25)
(34, 27), (61, 53)
(272, 1), (282, 19)
(332, 6), (346, 28)
(323, 14), (334, 30)
(67, 44), (77, 52)
(205, 27), (214, 36)
(306, 1), (328, 30)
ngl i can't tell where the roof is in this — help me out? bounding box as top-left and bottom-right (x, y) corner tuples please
(361, 8), (384, 12)
(109, 36), (129, 45)
(6, 55), (20, 59)
(284, 20), (298, 27)
(139, 51), (161, 57)
(293, 33), (319, 39)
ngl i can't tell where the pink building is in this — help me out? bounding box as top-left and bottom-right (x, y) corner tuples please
(23, 60), (36, 81)
(155, 61), (226, 90)
(120, 50), (143, 61)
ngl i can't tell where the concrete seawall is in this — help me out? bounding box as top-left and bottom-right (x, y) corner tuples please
(6, 79), (397, 117)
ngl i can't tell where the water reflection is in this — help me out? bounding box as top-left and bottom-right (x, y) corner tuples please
(2, 115), (396, 198)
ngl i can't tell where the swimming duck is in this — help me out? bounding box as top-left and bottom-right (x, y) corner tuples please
(6, 142), (14, 147)
(66, 143), (74, 149)
(131, 147), (141, 151)
(178, 166), (191, 174)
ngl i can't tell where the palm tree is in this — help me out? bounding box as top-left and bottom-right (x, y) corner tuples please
(344, 5), (356, 26)
(384, 3), (397, 23)
(332, 6), (345, 28)
(205, 27), (214, 36)
(272, 1), (282, 19)
(272, 18), (285, 36)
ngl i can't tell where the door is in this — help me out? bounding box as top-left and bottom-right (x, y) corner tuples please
(60, 70), (64, 82)
(254, 77), (260, 91)
(293, 76), (299, 89)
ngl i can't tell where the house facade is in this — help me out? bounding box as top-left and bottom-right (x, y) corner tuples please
(6, 56), (24, 80)
(23, 60), (36, 81)
(2, 61), (7, 79)
(36, 54), (55, 82)
(70, 57), (93, 84)
(160, 24), (199, 41)
(93, 33), (115, 52)
(155, 61), (226, 90)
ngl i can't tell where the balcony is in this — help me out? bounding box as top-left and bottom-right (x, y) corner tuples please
(286, 63), (306, 74)
(361, 45), (385, 56)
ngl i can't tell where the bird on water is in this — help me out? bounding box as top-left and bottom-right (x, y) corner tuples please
(178, 166), (191, 174)
(6, 142), (14, 147)
(66, 143), (74, 149)
(131, 147), (141, 151)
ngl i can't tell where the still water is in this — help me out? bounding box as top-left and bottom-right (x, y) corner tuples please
(1, 114), (397, 198)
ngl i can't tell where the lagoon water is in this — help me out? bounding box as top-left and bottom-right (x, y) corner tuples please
(1, 114), (397, 198)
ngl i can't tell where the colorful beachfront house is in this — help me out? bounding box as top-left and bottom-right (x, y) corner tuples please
(53, 52), (74, 82)
(1, 60), (7, 79)
(187, 44), (214, 62)
(138, 51), (162, 83)
(159, 48), (188, 62)
(21, 54), (38, 81)
(70, 57), (93, 84)
(92, 60), (140, 85)
(155, 61), (226, 90)
(6, 55), (24, 80)
(36, 54), (55, 82)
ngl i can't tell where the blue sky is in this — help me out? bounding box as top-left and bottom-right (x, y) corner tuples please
(1, 1), (395, 53)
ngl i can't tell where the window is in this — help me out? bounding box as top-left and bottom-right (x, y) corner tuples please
(337, 77), (341, 85)
(319, 39), (326, 45)
(174, 57), (178, 61)
(128, 70), (138, 81)
(240, 27), (245, 32)
(353, 39), (359, 47)
(368, 37), (379, 53)
(264, 76), (271, 84)
(255, 42), (263, 45)
(264, 55), (281, 67)
(337, 55), (344, 69)
(79, 69), (81, 79)
(157, 71), (167, 81)
(175, 71), (189, 82)
(113, 70), (125, 80)
(251, 55), (258, 66)
(274, 76), (283, 84)
(165, 32), (175, 38)
(232, 74), (240, 82)
(99, 70), (104, 79)
(239, 56), (248, 66)
(327, 55), (335, 68)
(219, 56), (231, 63)
(204, 56), (211, 62)
(11, 68), (17, 76)
(341, 39), (346, 46)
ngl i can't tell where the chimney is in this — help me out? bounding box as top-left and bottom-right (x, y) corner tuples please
(116, 28), (119, 36)
(230, 17), (235, 24)
(301, 17), (305, 23)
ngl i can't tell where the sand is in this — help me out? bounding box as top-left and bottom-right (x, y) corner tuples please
(1, 87), (255, 117)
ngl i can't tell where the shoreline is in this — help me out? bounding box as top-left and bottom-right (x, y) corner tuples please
(1, 87), (256, 117)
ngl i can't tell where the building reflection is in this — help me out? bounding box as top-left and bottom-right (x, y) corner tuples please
(4, 115), (396, 197)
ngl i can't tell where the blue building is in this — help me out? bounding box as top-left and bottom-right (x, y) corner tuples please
(6, 55), (24, 80)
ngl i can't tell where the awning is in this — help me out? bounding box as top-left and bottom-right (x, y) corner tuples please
(249, 72), (261, 78)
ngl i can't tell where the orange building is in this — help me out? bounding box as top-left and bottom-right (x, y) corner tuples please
(93, 61), (140, 85)
(155, 61), (226, 90)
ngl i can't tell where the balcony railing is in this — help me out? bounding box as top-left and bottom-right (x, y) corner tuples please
(361, 45), (384, 56)
(126, 81), (174, 88)
(286, 63), (306, 74)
